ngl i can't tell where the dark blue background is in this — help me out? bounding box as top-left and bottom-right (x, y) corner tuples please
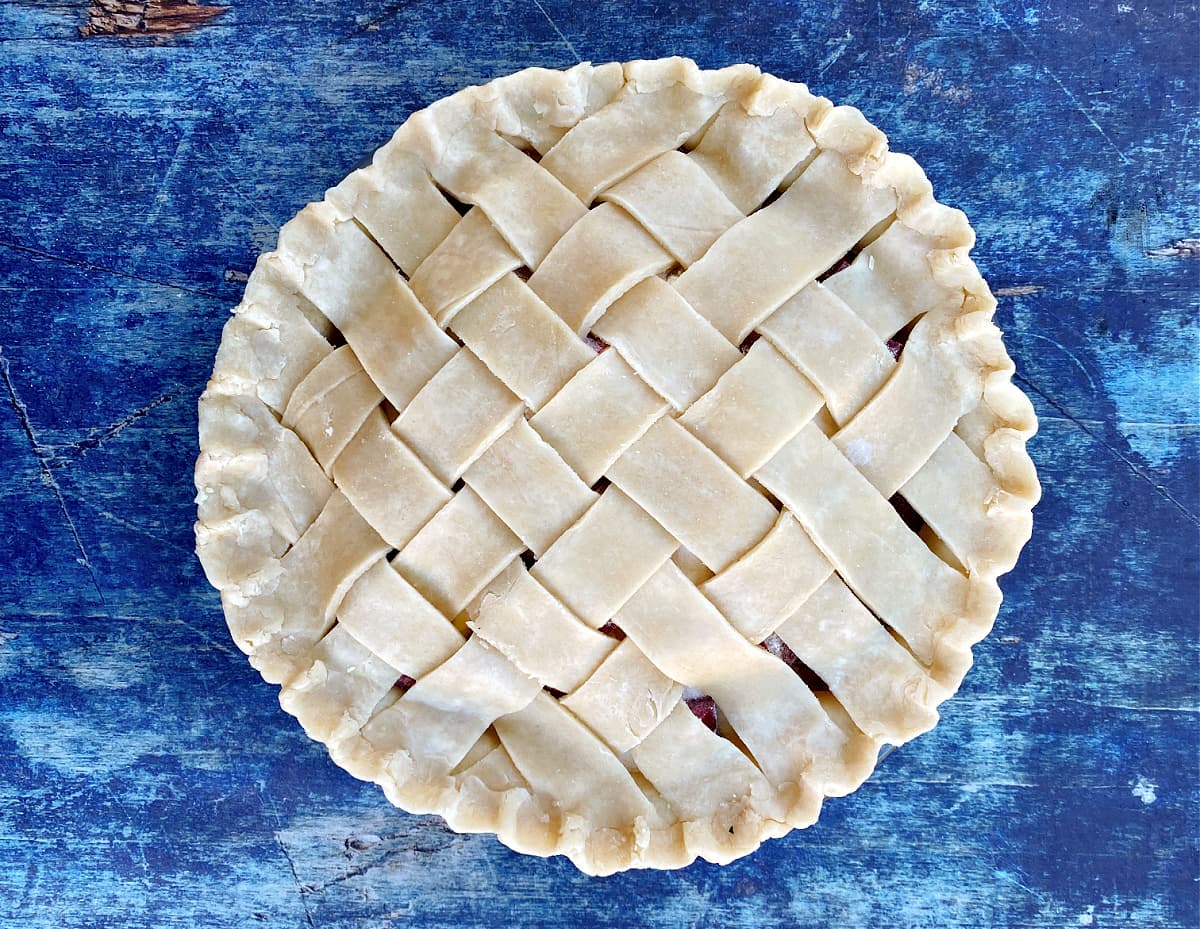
(1, 1), (1197, 926)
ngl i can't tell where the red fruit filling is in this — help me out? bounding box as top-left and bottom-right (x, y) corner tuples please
(888, 493), (924, 533)
(886, 338), (904, 360)
(760, 633), (802, 671)
(759, 634), (829, 692)
(584, 332), (609, 353)
(685, 694), (719, 732)
(395, 674), (417, 693)
(818, 252), (857, 281)
(598, 620), (626, 641)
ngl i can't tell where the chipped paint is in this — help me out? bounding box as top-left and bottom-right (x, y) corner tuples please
(902, 62), (973, 104)
(1091, 317), (1200, 472)
(80, 0), (228, 37)
(1132, 776), (1158, 805)
(1146, 238), (1200, 258)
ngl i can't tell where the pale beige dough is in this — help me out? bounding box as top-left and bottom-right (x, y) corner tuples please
(196, 57), (1039, 876)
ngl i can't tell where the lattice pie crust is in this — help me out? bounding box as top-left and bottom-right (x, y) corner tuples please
(195, 59), (1039, 875)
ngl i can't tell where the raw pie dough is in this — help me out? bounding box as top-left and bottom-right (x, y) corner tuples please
(195, 58), (1039, 875)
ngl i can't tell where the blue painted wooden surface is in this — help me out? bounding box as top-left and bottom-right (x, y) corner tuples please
(1, 1), (1197, 926)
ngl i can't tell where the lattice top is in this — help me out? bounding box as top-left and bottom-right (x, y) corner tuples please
(195, 58), (1040, 875)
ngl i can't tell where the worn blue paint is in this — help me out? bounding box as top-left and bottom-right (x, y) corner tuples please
(0, 1), (1197, 926)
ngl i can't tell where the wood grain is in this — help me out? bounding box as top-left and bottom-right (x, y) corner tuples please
(1, 0), (1196, 926)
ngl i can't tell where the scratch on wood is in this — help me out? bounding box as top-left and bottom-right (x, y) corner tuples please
(57, 489), (193, 554)
(817, 29), (854, 77)
(1039, 418), (1200, 428)
(0, 239), (226, 300)
(995, 284), (1045, 296)
(1145, 238), (1200, 258)
(80, 1), (228, 37)
(302, 862), (375, 896)
(302, 829), (459, 895)
(44, 390), (183, 466)
(277, 835), (316, 929)
(0, 348), (106, 603)
(167, 616), (239, 657)
(984, 1), (1130, 165)
(83, 390), (182, 446)
(125, 123), (196, 276)
(198, 143), (286, 232)
(18, 390), (183, 470)
(259, 787), (317, 929)
(1021, 332), (1098, 392)
(328, 2), (415, 46)
(530, 0), (582, 63)
(993, 868), (1050, 902)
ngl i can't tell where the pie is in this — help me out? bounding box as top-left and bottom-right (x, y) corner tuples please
(194, 58), (1039, 875)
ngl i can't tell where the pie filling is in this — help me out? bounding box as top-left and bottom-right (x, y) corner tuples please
(683, 692), (719, 733)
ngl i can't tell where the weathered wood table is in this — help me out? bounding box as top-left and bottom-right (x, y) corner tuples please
(1, 2), (1196, 926)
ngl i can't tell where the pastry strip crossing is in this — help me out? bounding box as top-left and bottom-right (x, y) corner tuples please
(196, 58), (1039, 875)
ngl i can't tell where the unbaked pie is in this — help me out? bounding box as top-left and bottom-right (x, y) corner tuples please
(195, 58), (1039, 875)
